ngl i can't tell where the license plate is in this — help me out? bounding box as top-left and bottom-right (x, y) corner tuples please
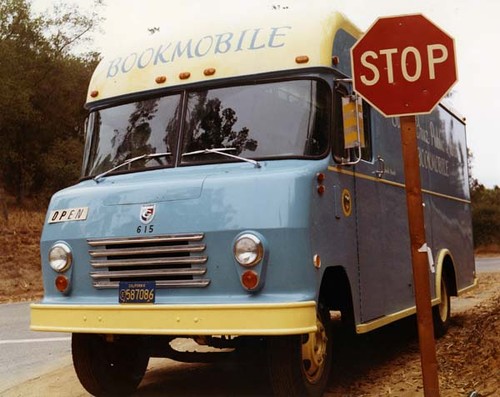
(119, 281), (156, 304)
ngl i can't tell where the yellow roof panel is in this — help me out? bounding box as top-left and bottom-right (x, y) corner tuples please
(86, 7), (361, 104)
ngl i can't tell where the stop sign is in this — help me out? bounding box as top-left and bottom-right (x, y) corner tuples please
(351, 14), (457, 117)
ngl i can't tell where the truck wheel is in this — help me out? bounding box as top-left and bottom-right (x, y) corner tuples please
(72, 333), (149, 396)
(433, 276), (450, 338)
(267, 306), (332, 397)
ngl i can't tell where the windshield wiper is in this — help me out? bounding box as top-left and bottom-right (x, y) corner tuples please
(182, 148), (261, 169)
(93, 152), (171, 183)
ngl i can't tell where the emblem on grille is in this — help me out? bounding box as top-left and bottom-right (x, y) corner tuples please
(140, 204), (156, 224)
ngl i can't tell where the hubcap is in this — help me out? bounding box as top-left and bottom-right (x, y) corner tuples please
(301, 314), (328, 383)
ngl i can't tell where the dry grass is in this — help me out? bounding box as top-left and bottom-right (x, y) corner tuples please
(475, 243), (500, 256)
(0, 208), (45, 303)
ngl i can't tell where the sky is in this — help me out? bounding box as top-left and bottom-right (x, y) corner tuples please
(31, 0), (500, 188)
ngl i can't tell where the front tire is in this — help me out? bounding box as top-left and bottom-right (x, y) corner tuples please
(72, 333), (149, 396)
(267, 306), (332, 397)
(433, 276), (451, 338)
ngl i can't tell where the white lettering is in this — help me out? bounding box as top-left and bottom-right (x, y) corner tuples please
(427, 44), (448, 80)
(401, 46), (422, 82)
(360, 50), (380, 86)
(358, 43), (450, 87)
(379, 48), (398, 83)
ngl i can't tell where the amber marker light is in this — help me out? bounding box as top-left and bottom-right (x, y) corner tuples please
(295, 55), (309, 64)
(332, 56), (340, 66)
(179, 72), (191, 80)
(155, 75), (167, 84)
(55, 275), (69, 292)
(241, 270), (259, 290)
(204, 68), (216, 76)
(316, 172), (326, 195)
(90, 90), (99, 98)
(313, 254), (322, 269)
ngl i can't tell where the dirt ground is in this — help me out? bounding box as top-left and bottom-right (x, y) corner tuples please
(326, 272), (500, 397)
(0, 210), (45, 304)
(1, 209), (499, 396)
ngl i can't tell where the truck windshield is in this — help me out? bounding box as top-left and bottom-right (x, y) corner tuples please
(82, 79), (330, 178)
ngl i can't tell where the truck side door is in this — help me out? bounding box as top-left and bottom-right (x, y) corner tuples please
(353, 113), (415, 323)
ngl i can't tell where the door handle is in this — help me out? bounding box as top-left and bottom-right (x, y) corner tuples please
(374, 155), (385, 179)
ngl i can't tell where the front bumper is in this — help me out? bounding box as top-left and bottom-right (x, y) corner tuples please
(30, 301), (317, 336)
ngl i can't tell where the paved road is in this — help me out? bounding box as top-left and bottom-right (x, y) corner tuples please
(0, 256), (498, 394)
(475, 256), (500, 273)
(0, 302), (71, 393)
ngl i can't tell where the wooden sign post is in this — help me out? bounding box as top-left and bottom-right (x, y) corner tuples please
(351, 14), (458, 396)
(401, 115), (440, 395)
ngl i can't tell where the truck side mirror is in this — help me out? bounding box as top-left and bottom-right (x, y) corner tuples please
(339, 94), (364, 165)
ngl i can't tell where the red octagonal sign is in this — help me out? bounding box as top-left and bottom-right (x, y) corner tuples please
(351, 14), (457, 117)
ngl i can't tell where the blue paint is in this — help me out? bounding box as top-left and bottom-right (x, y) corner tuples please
(40, 160), (325, 304)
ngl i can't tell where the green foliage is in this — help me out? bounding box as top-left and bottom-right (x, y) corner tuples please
(0, 0), (102, 205)
(471, 185), (500, 247)
(40, 137), (84, 197)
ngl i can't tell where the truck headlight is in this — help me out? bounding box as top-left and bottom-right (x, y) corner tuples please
(233, 234), (263, 267)
(48, 242), (73, 272)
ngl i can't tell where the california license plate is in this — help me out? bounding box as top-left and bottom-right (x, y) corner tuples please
(119, 281), (156, 304)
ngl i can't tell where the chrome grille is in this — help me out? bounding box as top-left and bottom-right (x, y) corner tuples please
(88, 233), (209, 289)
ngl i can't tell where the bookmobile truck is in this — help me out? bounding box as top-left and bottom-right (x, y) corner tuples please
(31, 4), (476, 396)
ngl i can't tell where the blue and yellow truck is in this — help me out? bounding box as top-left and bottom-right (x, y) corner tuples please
(31, 4), (475, 396)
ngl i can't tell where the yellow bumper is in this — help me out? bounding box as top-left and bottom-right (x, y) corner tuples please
(30, 301), (317, 336)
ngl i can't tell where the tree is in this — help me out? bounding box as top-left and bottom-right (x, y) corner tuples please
(184, 92), (258, 155)
(467, 149), (500, 249)
(0, 0), (102, 204)
(471, 184), (500, 248)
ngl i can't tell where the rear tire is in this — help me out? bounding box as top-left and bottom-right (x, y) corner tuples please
(267, 306), (332, 397)
(72, 333), (149, 396)
(433, 276), (450, 338)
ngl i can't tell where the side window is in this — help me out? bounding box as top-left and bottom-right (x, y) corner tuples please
(333, 83), (372, 163)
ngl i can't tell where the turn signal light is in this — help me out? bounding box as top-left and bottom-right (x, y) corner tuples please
(55, 275), (69, 292)
(90, 90), (99, 98)
(241, 270), (259, 290)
